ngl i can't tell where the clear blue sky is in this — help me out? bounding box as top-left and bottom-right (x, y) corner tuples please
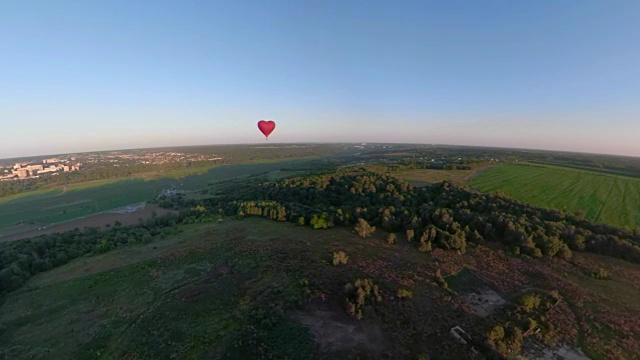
(2, 0), (639, 158)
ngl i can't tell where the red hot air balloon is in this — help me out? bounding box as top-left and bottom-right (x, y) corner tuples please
(257, 120), (276, 139)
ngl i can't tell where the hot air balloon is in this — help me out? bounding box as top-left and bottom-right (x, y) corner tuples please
(257, 120), (276, 140)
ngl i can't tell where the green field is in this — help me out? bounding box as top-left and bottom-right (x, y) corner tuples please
(469, 163), (640, 228)
(0, 159), (317, 236)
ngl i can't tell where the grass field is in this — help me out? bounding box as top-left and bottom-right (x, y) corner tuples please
(469, 163), (640, 229)
(0, 159), (318, 237)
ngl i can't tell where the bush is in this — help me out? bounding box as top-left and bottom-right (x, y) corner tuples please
(386, 233), (396, 244)
(487, 325), (505, 341)
(354, 218), (376, 238)
(435, 269), (448, 289)
(397, 288), (413, 299)
(418, 240), (432, 253)
(519, 293), (541, 312)
(592, 267), (610, 280)
(332, 251), (349, 266)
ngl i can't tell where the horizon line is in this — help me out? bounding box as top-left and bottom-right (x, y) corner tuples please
(1, 141), (639, 163)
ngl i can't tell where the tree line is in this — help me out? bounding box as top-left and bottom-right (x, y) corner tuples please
(210, 168), (640, 263)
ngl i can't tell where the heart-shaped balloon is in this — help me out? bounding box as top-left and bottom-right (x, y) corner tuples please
(257, 120), (276, 139)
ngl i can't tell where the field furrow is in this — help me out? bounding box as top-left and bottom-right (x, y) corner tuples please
(469, 164), (640, 228)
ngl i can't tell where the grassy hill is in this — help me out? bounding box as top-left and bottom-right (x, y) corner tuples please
(3, 218), (640, 359)
(468, 163), (640, 229)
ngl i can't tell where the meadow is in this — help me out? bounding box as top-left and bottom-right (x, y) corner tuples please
(469, 163), (640, 229)
(0, 159), (317, 237)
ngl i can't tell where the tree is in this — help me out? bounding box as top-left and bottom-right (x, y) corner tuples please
(333, 251), (349, 266)
(310, 213), (332, 229)
(435, 269), (447, 288)
(487, 325), (505, 342)
(355, 218), (376, 238)
(519, 293), (541, 312)
(419, 239), (432, 253)
(406, 229), (415, 242)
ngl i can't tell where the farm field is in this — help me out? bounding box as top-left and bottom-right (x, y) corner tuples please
(0, 205), (177, 242)
(392, 168), (474, 186)
(0, 158), (318, 237)
(469, 163), (640, 229)
(2, 218), (639, 359)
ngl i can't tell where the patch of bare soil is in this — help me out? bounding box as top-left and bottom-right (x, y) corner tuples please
(463, 165), (495, 182)
(525, 339), (591, 360)
(407, 180), (433, 187)
(177, 284), (212, 304)
(292, 308), (387, 355)
(207, 265), (232, 279)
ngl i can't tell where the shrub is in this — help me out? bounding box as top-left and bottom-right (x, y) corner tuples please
(592, 267), (610, 280)
(435, 269), (448, 289)
(487, 325), (505, 341)
(397, 288), (413, 299)
(418, 240), (432, 253)
(386, 233), (396, 244)
(519, 293), (541, 312)
(333, 251), (349, 266)
(354, 218), (376, 238)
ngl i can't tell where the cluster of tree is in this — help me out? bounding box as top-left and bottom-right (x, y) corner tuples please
(486, 290), (560, 356)
(212, 169), (640, 264)
(0, 211), (202, 295)
(236, 201), (287, 221)
(344, 278), (382, 320)
(157, 193), (185, 210)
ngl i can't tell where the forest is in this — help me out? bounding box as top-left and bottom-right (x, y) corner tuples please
(210, 167), (640, 264)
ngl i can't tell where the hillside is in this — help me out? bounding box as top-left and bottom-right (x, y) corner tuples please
(3, 218), (640, 359)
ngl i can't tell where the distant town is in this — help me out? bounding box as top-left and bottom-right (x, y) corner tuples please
(0, 151), (223, 181)
(0, 157), (82, 181)
(82, 151), (222, 165)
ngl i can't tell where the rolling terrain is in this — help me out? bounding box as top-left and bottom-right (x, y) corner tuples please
(469, 163), (640, 229)
(2, 218), (639, 359)
(3, 147), (640, 359)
